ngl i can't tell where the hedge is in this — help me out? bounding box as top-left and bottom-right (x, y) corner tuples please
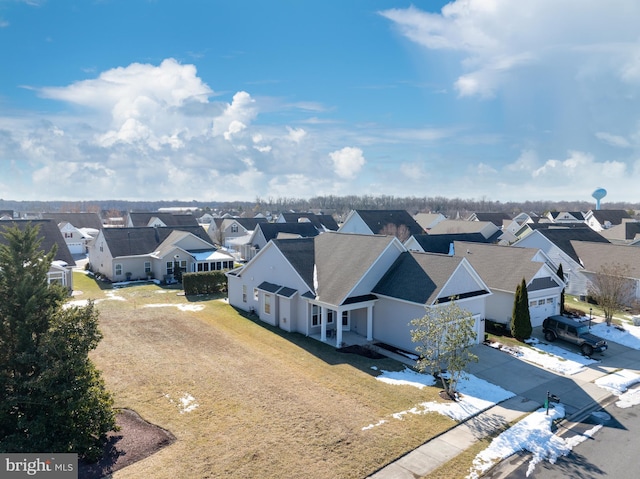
(183, 271), (228, 295)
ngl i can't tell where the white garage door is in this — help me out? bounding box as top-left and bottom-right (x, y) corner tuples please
(529, 297), (557, 327)
(67, 242), (84, 254)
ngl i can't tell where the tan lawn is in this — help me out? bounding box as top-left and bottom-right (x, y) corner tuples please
(72, 273), (457, 479)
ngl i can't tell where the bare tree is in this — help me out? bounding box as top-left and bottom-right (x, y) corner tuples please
(587, 263), (636, 326)
(379, 223), (412, 242)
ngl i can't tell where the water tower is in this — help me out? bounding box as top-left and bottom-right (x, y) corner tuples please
(592, 188), (607, 210)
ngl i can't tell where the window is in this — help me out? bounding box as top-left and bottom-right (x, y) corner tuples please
(242, 285), (247, 302)
(546, 298), (554, 304)
(144, 262), (151, 274)
(538, 299), (545, 306)
(264, 294), (271, 314)
(529, 300), (537, 307)
(166, 262), (173, 275)
(342, 311), (349, 326)
(231, 223), (239, 233)
(253, 288), (259, 301)
(312, 305), (319, 326)
(327, 310), (334, 324)
(115, 263), (123, 276)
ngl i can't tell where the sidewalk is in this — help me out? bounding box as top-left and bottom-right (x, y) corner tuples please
(367, 335), (635, 479)
(366, 395), (540, 479)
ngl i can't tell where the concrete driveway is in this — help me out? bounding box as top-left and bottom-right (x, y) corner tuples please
(467, 326), (640, 418)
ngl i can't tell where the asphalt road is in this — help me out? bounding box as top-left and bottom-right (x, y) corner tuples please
(486, 393), (640, 478)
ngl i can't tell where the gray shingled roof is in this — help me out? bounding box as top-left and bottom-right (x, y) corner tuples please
(571, 240), (640, 278)
(128, 212), (200, 227)
(469, 212), (512, 226)
(102, 226), (212, 257)
(280, 212), (339, 231)
(42, 212), (103, 230)
(373, 251), (469, 305)
(453, 241), (555, 293)
(412, 233), (490, 254)
(315, 232), (398, 305)
(533, 227), (609, 263)
(0, 220), (76, 266)
(271, 237), (315, 291)
(590, 209), (631, 226)
(257, 222), (319, 243)
(354, 210), (424, 236)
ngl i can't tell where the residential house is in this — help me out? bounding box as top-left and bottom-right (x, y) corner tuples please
(338, 210), (424, 240)
(453, 241), (564, 327)
(241, 222), (320, 261)
(126, 211), (200, 228)
(413, 213), (447, 231)
(89, 226), (233, 282)
(546, 211), (586, 224)
(42, 212), (103, 254)
(571, 241), (640, 304)
(227, 232), (491, 352)
(207, 216), (269, 259)
(276, 212), (339, 231)
(595, 219), (640, 244)
(585, 209), (632, 232)
(512, 226), (609, 296)
(405, 233), (492, 254)
(427, 220), (502, 242)
(467, 212), (512, 228)
(0, 220), (76, 290)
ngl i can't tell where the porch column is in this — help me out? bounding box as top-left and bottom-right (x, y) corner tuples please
(366, 305), (373, 341)
(336, 308), (343, 347)
(320, 307), (327, 342)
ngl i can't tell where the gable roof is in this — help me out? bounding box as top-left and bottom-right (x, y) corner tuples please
(257, 222), (320, 243)
(42, 212), (103, 230)
(373, 251), (477, 305)
(468, 212), (512, 226)
(101, 226), (211, 257)
(271, 237), (316, 290)
(549, 211), (585, 221)
(454, 241), (558, 293)
(413, 213), (446, 230)
(0, 219), (76, 266)
(589, 209), (631, 226)
(410, 233), (491, 254)
(351, 210), (424, 236)
(571, 240), (640, 278)
(529, 227), (609, 263)
(599, 221), (640, 242)
(225, 217), (268, 230)
(315, 232), (399, 305)
(128, 212), (199, 227)
(279, 212), (339, 231)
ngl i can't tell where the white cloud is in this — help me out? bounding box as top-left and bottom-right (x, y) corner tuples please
(212, 91), (257, 138)
(329, 147), (366, 179)
(380, 1), (640, 98)
(287, 126), (306, 143)
(596, 132), (631, 148)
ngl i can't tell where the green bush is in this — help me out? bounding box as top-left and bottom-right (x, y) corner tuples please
(183, 271), (228, 295)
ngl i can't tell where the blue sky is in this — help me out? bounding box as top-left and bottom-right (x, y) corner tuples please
(1, 0), (639, 204)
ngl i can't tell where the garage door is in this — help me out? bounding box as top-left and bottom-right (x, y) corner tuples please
(67, 242), (84, 254)
(529, 298), (557, 327)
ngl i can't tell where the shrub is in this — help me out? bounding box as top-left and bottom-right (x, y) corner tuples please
(183, 271), (228, 295)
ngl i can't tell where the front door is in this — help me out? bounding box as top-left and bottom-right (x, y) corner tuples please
(341, 311), (350, 331)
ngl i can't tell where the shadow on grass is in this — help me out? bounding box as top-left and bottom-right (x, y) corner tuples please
(231, 306), (408, 375)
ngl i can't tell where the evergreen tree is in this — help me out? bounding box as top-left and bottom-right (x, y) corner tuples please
(0, 224), (116, 461)
(556, 263), (565, 314)
(511, 278), (532, 340)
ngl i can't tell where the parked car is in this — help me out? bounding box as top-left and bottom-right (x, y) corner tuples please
(542, 315), (608, 356)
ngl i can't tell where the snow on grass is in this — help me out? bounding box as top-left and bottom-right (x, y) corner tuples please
(488, 339), (597, 376)
(164, 392), (199, 413)
(590, 322), (640, 350)
(64, 290), (126, 309)
(466, 404), (600, 478)
(364, 369), (515, 430)
(143, 303), (205, 312)
(594, 368), (640, 408)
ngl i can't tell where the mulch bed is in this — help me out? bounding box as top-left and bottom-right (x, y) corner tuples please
(337, 344), (386, 359)
(78, 409), (175, 479)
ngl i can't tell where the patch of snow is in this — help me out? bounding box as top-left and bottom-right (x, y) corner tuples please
(179, 393), (199, 413)
(594, 369), (640, 395)
(143, 303), (205, 312)
(590, 322), (640, 350)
